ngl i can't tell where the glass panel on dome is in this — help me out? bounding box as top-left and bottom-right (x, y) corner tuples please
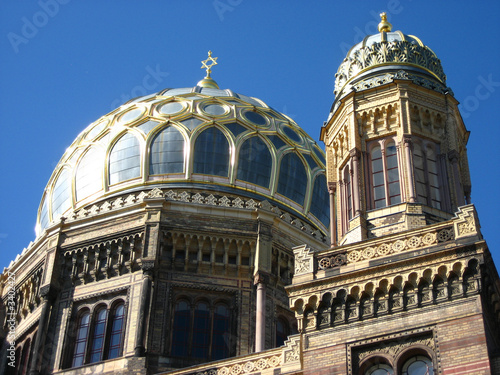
(283, 125), (302, 143)
(119, 108), (144, 124)
(303, 154), (319, 170)
(193, 127), (229, 177)
(85, 121), (107, 141)
(277, 152), (307, 206)
(237, 94), (264, 107)
(180, 117), (204, 131)
(310, 174), (330, 227)
(109, 133), (141, 185)
(159, 101), (184, 115)
(136, 120), (159, 135)
(237, 137), (272, 188)
(224, 99), (241, 105)
(76, 147), (103, 201)
(199, 88), (226, 96)
(313, 146), (326, 165)
(203, 104), (226, 116)
(163, 88), (190, 96)
(150, 126), (185, 175)
(243, 111), (267, 126)
(52, 169), (71, 220)
(224, 122), (247, 137)
(39, 195), (49, 230)
(267, 135), (287, 150)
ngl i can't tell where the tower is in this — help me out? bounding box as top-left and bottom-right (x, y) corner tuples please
(321, 13), (471, 247)
(287, 14), (500, 374)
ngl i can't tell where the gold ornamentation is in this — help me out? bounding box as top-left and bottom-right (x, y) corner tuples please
(334, 39), (446, 97)
(201, 50), (218, 78)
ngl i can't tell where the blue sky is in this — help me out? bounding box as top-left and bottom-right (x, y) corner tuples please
(1, 1), (499, 271)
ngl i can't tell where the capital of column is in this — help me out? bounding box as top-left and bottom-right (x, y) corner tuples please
(253, 272), (269, 286)
(139, 260), (155, 278)
(402, 134), (412, 147)
(448, 149), (460, 163)
(349, 147), (361, 159)
(328, 182), (337, 194)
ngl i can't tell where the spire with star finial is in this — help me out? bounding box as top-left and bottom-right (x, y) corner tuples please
(197, 50), (220, 89)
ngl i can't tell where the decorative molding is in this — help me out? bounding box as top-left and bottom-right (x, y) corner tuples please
(66, 189), (327, 243)
(319, 226), (454, 269)
(293, 245), (314, 276)
(283, 335), (301, 364)
(335, 38), (447, 97)
(453, 205), (480, 239)
(347, 327), (437, 375)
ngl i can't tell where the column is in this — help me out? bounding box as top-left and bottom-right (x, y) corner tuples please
(29, 287), (54, 375)
(134, 263), (154, 357)
(350, 148), (361, 215)
(254, 273), (267, 352)
(403, 135), (416, 203)
(328, 182), (337, 247)
(448, 150), (465, 207)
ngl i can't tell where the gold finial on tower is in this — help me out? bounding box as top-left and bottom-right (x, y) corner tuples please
(198, 50), (219, 89)
(378, 12), (392, 32)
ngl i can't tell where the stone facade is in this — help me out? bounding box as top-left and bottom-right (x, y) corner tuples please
(0, 188), (327, 375)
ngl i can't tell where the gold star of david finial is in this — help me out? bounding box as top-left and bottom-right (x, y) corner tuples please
(201, 50), (218, 78)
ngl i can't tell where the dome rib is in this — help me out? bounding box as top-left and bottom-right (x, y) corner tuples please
(36, 86), (330, 236)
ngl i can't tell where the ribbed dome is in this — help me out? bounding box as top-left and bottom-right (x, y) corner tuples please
(36, 85), (330, 236)
(333, 29), (448, 104)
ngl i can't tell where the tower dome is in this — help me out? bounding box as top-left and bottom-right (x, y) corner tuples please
(333, 13), (449, 109)
(36, 81), (330, 237)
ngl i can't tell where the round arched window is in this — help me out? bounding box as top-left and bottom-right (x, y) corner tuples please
(365, 363), (394, 375)
(401, 355), (434, 375)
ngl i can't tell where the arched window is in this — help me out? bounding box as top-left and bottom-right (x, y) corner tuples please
(277, 152), (307, 206)
(370, 140), (401, 209)
(192, 302), (210, 359)
(52, 169), (72, 220)
(68, 303), (126, 368)
(413, 142), (442, 209)
(365, 363), (394, 375)
(237, 136), (272, 188)
(212, 304), (230, 360)
(309, 174), (330, 227)
(72, 311), (91, 367)
(89, 308), (107, 363)
(401, 355), (434, 374)
(76, 147), (103, 201)
(275, 318), (289, 347)
(170, 299), (232, 361)
(344, 166), (352, 220)
(19, 339), (31, 375)
(193, 127), (229, 177)
(107, 304), (125, 360)
(109, 133), (141, 185)
(150, 126), (185, 175)
(39, 195), (49, 231)
(171, 300), (190, 357)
